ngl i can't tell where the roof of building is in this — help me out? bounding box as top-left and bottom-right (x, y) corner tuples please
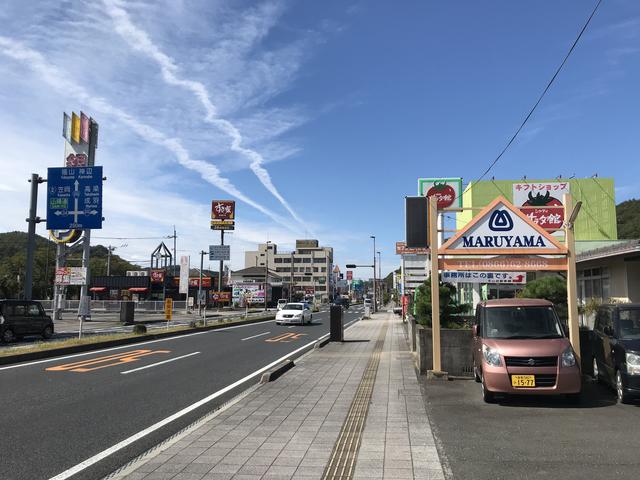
(576, 239), (640, 262)
(231, 266), (282, 278)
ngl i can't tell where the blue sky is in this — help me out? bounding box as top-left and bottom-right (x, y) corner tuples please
(1, 0), (639, 278)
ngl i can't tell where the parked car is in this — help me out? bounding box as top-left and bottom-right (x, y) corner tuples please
(472, 298), (581, 403)
(0, 300), (54, 343)
(277, 299), (288, 311)
(592, 304), (640, 404)
(275, 302), (312, 325)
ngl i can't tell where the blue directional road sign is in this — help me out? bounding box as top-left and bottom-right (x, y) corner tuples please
(47, 166), (103, 230)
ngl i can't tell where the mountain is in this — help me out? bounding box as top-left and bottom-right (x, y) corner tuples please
(616, 199), (640, 239)
(0, 231), (140, 299)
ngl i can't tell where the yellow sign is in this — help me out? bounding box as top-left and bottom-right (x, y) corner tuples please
(71, 112), (81, 143)
(164, 298), (173, 320)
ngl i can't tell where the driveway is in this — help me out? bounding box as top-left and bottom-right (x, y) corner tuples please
(421, 377), (640, 480)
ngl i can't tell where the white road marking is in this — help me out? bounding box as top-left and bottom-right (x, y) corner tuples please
(0, 319), (277, 371)
(120, 352), (201, 375)
(48, 316), (363, 480)
(241, 332), (271, 341)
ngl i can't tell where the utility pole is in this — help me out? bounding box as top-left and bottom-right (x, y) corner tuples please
(290, 251), (294, 302)
(172, 226), (177, 277)
(377, 251), (382, 306)
(107, 245), (116, 276)
(264, 241), (271, 311)
(198, 250), (205, 316)
(25, 173), (45, 300)
(371, 235), (377, 312)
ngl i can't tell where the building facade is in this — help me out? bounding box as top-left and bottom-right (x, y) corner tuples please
(244, 239), (334, 301)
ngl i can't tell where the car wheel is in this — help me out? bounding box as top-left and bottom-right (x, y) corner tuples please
(42, 325), (53, 339)
(616, 370), (630, 404)
(592, 357), (601, 383)
(1, 329), (16, 343)
(481, 373), (496, 403)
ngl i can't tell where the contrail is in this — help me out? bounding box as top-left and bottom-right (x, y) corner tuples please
(0, 36), (297, 232)
(102, 0), (307, 229)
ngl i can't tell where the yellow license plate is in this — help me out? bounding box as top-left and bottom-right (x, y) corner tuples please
(511, 375), (535, 387)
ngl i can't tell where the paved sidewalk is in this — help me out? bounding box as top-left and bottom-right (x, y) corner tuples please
(111, 312), (444, 480)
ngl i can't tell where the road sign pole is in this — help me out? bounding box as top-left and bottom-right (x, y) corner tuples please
(564, 193), (581, 364)
(77, 229), (92, 325)
(199, 250), (205, 316)
(219, 230), (224, 306)
(429, 195), (443, 374)
(25, 173), (43, 300)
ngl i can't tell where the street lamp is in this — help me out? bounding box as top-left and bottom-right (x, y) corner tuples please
(370, 235), (377, 312)
(377, 251), (381, 306)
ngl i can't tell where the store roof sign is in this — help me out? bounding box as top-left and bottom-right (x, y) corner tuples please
(440, 196), (566, 256)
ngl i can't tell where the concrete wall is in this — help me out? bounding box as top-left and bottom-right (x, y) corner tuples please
(415, 325), (473, 377)
(627, 261), (640, 303)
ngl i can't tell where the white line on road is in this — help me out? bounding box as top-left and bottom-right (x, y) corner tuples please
(240, 332), (270, 341)
(48, 316), (363, 480)
(120, 352), (201, 375)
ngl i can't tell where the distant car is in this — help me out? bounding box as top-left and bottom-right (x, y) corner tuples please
(592, 304), (640, 404)
(275, 302), (312, 325)
(333, 297), (350, 309)
(472, 298), (581, 403)
(364, 298), (373, 307)
(0, 300), (54, 343)
(277, 299), (288, 311)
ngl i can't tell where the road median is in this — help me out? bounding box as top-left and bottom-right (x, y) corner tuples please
(0, 314), (275, 366)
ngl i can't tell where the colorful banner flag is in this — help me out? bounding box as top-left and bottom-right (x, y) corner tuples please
(62, 113), (71, 141)
(71, 112), (81, 143)
(80, 112), (90, 143)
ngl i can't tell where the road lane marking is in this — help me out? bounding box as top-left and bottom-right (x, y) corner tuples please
(0, 319), (277, 371)
(241, 332), (271, 341)
(47, 316), (362, 480)
(120, 352), (200, 375)
(46, 349), (171, 373)
(265, 332), (307, 343)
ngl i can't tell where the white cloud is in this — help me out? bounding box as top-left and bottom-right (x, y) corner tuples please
(101, 0), (308, 229)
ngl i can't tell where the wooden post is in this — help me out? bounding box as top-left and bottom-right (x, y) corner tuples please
(564, 193), (581, 363)
(429, 196), (442, 373)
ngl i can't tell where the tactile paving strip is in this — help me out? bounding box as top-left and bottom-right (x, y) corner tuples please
(322, 321), (389, 480)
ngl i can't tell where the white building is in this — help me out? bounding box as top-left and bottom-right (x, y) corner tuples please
(245, 239), (334, 301)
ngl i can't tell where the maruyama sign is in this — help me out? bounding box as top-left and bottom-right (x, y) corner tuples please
(440, 197), (566, 256)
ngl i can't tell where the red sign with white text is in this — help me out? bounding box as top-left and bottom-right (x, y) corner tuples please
(346, 271), (353, 280)
(211, 200), (235, 221)
(150, 270), (165, 284)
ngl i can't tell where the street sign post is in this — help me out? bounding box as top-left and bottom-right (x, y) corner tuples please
(46, 166), (103, 230)
(209, 245), (230, 261)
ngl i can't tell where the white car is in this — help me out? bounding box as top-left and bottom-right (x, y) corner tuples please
(275, 302), (312, 325)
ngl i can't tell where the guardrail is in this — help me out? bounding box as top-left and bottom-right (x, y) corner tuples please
(35, 300), (244, 314)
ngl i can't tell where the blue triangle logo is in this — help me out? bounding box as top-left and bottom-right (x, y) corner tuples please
(489, 209), (513, 232)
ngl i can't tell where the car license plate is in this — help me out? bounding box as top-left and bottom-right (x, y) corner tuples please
(511, 375), (535, 387)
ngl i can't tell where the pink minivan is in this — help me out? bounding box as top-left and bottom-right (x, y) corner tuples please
(472, 298), (581, 403)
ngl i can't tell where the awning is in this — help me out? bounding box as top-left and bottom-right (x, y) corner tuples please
(89, 287), (107, 292)
(129, 287), (149, 293)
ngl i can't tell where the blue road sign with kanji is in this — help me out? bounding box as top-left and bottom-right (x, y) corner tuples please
(47, 166), (103, 230)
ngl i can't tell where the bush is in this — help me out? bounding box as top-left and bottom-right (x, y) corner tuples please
(189, 321), (197, 328)
(414, 278), (471, 328)
(132, 324), (147, 335)
(517, 276), (567, 320)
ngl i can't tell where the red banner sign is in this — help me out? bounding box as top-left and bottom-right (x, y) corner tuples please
(188, 277), (212, 288)
(211, 200), (235, 221)
(150, 270), (165, 284)
(346, 271), (353, 280)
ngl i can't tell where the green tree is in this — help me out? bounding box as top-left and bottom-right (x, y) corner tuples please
(517, 275), (567, 321)
(413, 277), (471, 328)
(617, 199), (640, 239)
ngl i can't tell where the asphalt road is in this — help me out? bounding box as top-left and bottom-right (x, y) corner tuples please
(0, 306), (363, 480)
(422, 376), (640, 480)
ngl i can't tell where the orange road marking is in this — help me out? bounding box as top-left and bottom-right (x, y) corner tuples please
(265, 332), (308, 343)
(45, 349), (171, 373)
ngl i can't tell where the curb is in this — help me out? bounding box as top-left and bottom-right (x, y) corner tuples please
(0, 315), (275, 366)
(315, 337), (331, 349)
(259, 359), (295, 384)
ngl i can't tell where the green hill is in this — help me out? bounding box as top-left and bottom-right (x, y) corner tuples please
(617, 199), (640, 239)
(0, 231), (140, 299)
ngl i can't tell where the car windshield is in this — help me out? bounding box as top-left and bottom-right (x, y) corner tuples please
(483, 306), (563, 339)
(284, 304), (303, 310)
(619, 309), (640, 340)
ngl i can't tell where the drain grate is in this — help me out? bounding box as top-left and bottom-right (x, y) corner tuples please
(322, 322), (389, 480)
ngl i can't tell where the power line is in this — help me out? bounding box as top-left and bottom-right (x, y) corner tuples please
(474, 0), (603, 184)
